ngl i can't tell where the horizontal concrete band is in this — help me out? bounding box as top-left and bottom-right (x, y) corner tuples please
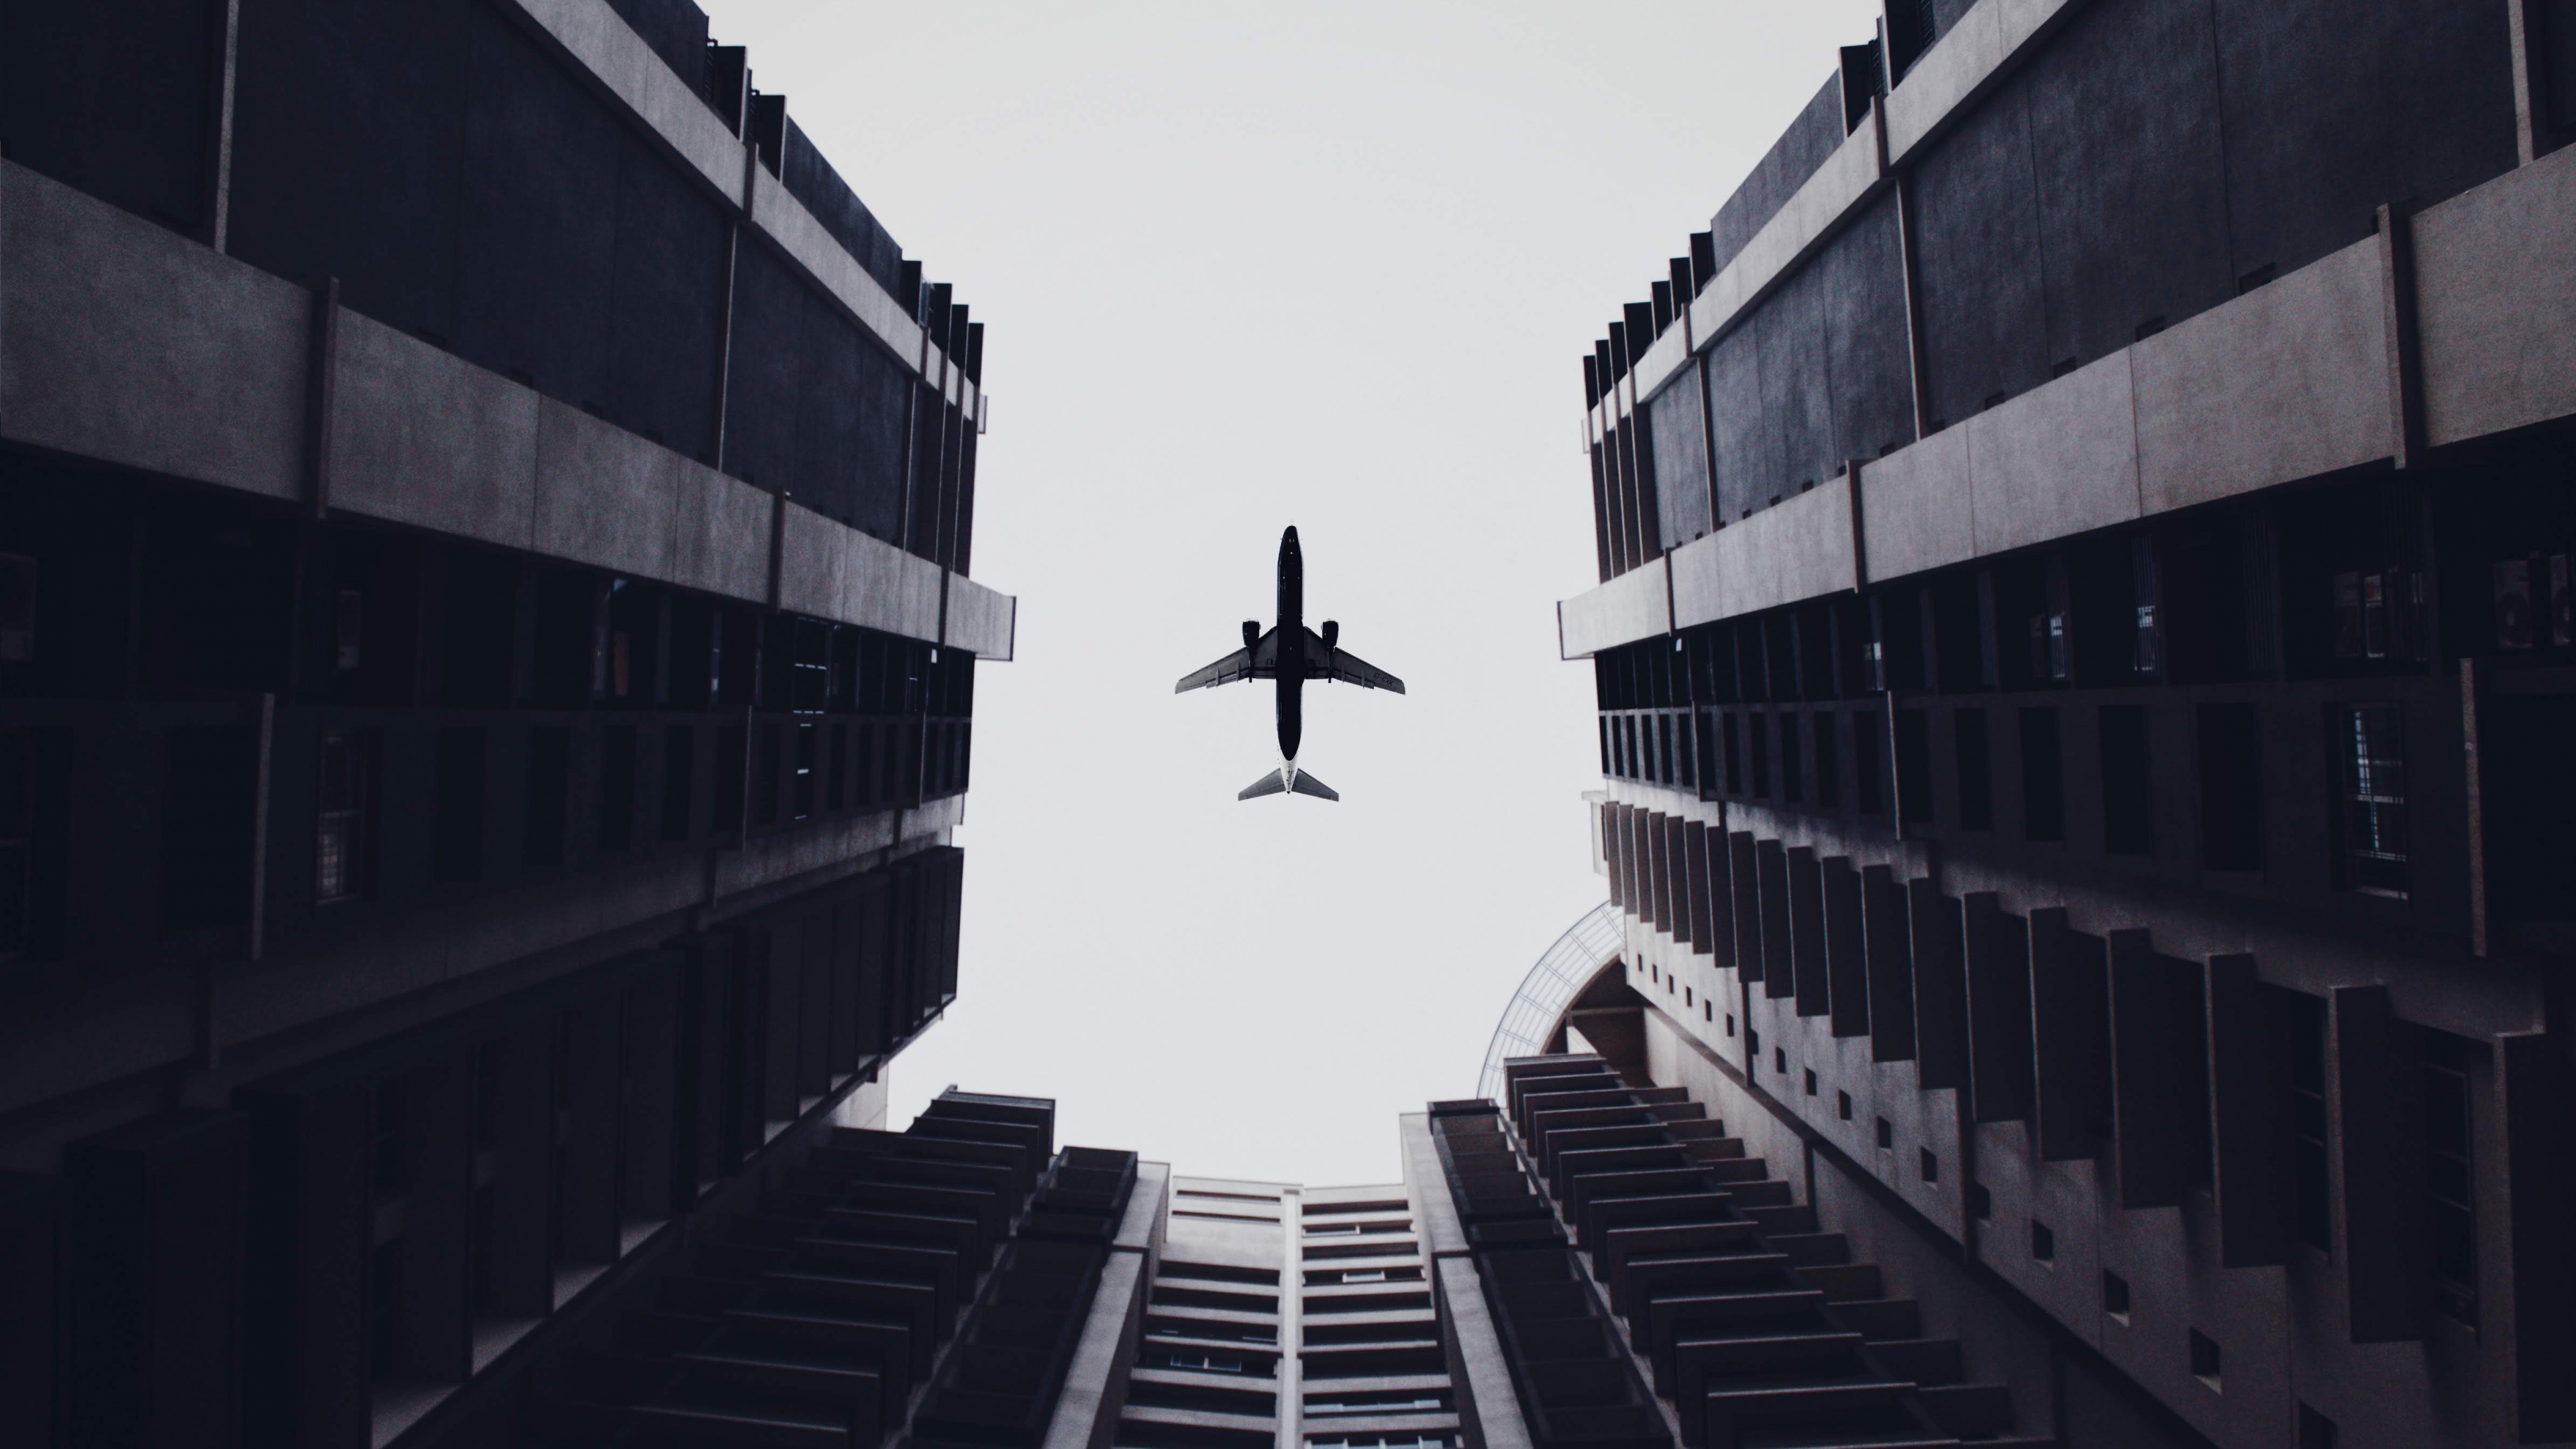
(0, 162), (1016, 661)
(509, 0), (983, 423)
(1558, 143), (2576, 656)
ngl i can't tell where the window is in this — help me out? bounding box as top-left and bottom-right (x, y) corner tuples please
(2330, 704), (2408, 897)
(2020, 708), (2063, 841)
(1704, 1000), (1713, 1024)
(1955, 709), (1991, 830)
(2103, 1271), (2130, 1320)
(1658, 714), (1677, 788)
(2197, 704), (2263, 871)
(2298, 1404), (2338, 1449)
(1813, 712), (1839, 808)
(1748, 1028), (1759, 1055)
(792, 722), (817, 820)
(1894, 708), (1932, 826)
(1854, 711), (1884, 814)
(315, 729), (380, 903)
(1837, 1090), (1852, 1120)
(1749, 713), (1772, 797)
(2189, 1330), (2222, 1390)
(1723, 714), (1743, 794)
(660, 725), (694, 841)
(432, 727), (486, 882)
(1684, 987), (1693, 1007)
(0, 732), (28, 958)
(753, 723), (782, 827)
(2423, 1028), (2477, 1326)
(598, 724), (636, 853)
(2288, 991), (2332, 1253)
(1804, 1068), (1818, 1097)
(1774, 1046), (1787, 1075)
(1598, 717), (1613, 775)
(2031, 1220), (2054, 1262)
(1780, 712), (1804, 804)
(524, 726), (571, 866)
(0, 553), (32, 662)
(1876, 1117), (1892, 1149)
(2100, 705), (2153, 855)
(1725, 1014), (1735, 1037)
(333, 588), (364, 672)
(1921, 1148), (1939, 1183)
(1969, 1181), (1988, 1218)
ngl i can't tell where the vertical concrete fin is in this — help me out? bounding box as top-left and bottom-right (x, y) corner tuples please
(2333, 983), (2428, 1342)
(2206, 954), (2288, 1267)
(2106, 929), (2184, 1208)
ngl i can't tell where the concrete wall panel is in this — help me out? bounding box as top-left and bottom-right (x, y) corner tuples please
(946, 576), (1018, 661)
(0, 164), (308, 502)
(329, 309), (541, 545)
(2417, 144), (2576, 447)
(532, 398), (683, 580)
(508, 0), (746, 204)
(2133, 237), (2390, 514)
(1674, 481), (1857, 630)
(1860, 425), (1974, 582)
(1885, 0), (2080, 164)
(1964, 350), (2138, 557)
(667, 464), (773, 603)
(1558, 553), (1668, 659)
(1686, 115), (1885, 354)
(748, 167), (926, 380)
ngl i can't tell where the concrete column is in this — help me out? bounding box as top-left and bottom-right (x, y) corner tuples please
(2500, 1030), (2576, 1442)
(1823, 856), (1869, 1038)
(2028, 910), (2108, 1161)
(620, 959), (680, 1224)
(2104, 931), (2184, 1208)
(557, 997), (623, 1269)
(484, 1020), (556, 1319)
(1788, 845), (1829, 1017)
(755, 919), (800, 1124)
(796, 901), (835, 1099)
(1603, 804), (1625, 910)
(1402, 1114), (1535, 1449)
(239, 1075), (372, 1449)
(1646, 810), (1670, 932)
(1907, 879), (1966, 1089)
(1962, 893), (2032, 1123)
(1664, 814), (1691, 948)
(829, 883), (865, 1075)
(1728, 831), (1763, 982)
(61, 1111), (249, 1449)
(2204, 955), (2288, 1268)
(2332, 984), (2427, 1342)
(398, 1057), (473, 1383)
(1682, 820), (1714, 957)
(1756, 837), (1793, 997)
(1861, 865), (1914, 1060)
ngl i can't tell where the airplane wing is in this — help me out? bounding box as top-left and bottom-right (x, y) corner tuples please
(1175, 629), (1279, 693)
(1305, 630), (1406, 693)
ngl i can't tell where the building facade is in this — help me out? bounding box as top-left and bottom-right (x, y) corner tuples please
(0, 1), (1009, 1444)
(1558, 1), (2576, 1446)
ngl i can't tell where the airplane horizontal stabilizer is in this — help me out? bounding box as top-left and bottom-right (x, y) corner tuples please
(1288, 770), (1338, 801)
(1238, 770), (1288, 800)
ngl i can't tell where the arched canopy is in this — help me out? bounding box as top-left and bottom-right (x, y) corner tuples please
(1477, 902), (1625, 1102)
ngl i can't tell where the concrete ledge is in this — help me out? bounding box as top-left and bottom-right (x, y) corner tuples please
(2418, 140), (2576, 447)
(331, 309), (544, 543)
(508, 0), (745, 205)
(1685, 112), (1886, 356)
(1861, 423), (1975, 581)
(0, 161), (307, 500)
(1674, 482), (1859, 629)
(1558, 553), (1669, 659)
(2133, 236), (2390, 513)
(1964, 348), (2139, 557)
(1630, 315), (1694, 411)
(945, 575), (1018, 661)
(1884, 0), (2084, 164)
(777, 501), (944, 642)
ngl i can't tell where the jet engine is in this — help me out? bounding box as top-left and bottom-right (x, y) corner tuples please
(1242, 620), (1260, 649)
(1320, 621), (1339, 649)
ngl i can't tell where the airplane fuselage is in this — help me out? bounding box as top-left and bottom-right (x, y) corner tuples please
(1276, 527), (1304, 761)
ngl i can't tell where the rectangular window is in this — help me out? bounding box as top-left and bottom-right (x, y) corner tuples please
(2330, 704), (2408, 897)
(1812, 713), (1839, 808)
(1658, 714), (1676, 788)
(2288, 991), (2331, 1253)
(826, 723), (849, 812)
(1955, 708), (1992, 830)
(660, 725), (694, 841)
(2100, 705), (2153, 855)
(2020, 707), (2064, 841)
(1779, 712), (1804, 804)
(0, 731), (27, 958)
(315, 728), (380, 903)
(1676, 713), (1697, 792)
(713, 725), (746, 837)
(523, 726), (570, 866)
(753, 723), (782, 827)
(432, 727), (486, 882)
(1723, 714), (1744, 794)
(1598, 716), (1613, 775)
(1854, 711), (1884, 814)
(2189, 1330), (2222, 1389)
(2197, 704), (2263, 871)
(598, 724), (636, 853)
(1894, 709), (1933, 826)
(792, 722), (817, 821)
(2423, 1028), (2477, 1326)
(2551, 0), (2576, 131)
(1749, 713), (1772, 798)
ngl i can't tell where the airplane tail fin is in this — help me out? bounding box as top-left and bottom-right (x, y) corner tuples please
(1236, 765), (1340, 802)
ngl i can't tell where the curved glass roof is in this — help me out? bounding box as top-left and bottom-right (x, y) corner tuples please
(1477, 901), (1623, 1103)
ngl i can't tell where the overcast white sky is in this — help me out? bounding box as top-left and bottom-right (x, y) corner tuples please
(701, 0), (1886, 1185)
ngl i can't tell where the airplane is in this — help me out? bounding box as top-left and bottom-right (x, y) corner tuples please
(1174, 525), (1405, 801)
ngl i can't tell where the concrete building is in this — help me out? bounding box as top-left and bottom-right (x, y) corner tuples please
(1556, 1), (2576, 1446)
(0, 1), (1010, 1445)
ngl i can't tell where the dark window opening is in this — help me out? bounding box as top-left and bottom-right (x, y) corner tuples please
(2103, 1271), (2131, 1318)
(315, 728), (381, 904)
(1894, 709), (1933, 827)
(598, 724), (636, 853)
(1969, 1181), (1988, 1218)
(1837, 1090), (1852, 1120)
(1780, 712), (1804, 804)
(1658, 714), (1677, 788)
(1804, 1068), (1819, 1096)
(2197, 704), (2263, 871)
(432, 728), (486, 882)
(1955, 708), (1991, 830)
(2423, 1028), (2477, 1326)
(2100, 706), (2153, 855)
(1876, 1118), (1893, 1149)
(1749, 714), (1772, 798)
(1854, 711), (1884, 814)
(792, 722), (817, 820)
(162, 726), (256, 928)
(1723, 714), (1744, 794)
(2020, 708), (2064, 841)
(2190, 1330), (2222, 1387)
(1921, 1148), (1939, 1183)
(753, 723), (782, 827)
(2298, 1405), (2339, 1449)
(1813, 713), (1839, 808)
(2288, 991), (2332, 1254)
(2031, 1220), (2055, 1262)
(523, 727), (571, 866)
(660, 725), (694, 841)
(2330, 704), (2408, 897)
(1774, 1046), (1787, 1075)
